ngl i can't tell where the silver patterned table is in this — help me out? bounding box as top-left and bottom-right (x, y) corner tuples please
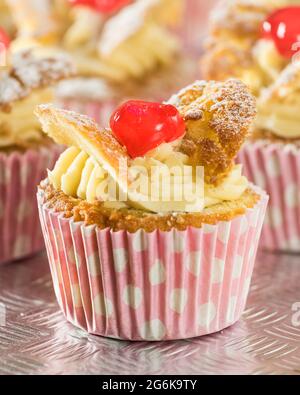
(0, 250), (299, 375)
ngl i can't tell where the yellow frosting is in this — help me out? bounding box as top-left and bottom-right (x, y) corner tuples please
(96, 23), (179, 81)
(49, 144), (248, 213)
(256, 101), (300, 138)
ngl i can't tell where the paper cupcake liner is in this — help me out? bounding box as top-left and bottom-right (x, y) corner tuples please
(0, 145), (62, 265)
(238, 141), (300, 252)
(38, 186), (268, 341)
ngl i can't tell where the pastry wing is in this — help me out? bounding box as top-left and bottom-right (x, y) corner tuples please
(169, 79), (257, 185)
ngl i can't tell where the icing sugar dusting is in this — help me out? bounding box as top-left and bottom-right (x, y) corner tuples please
(0, 51), (75, 111)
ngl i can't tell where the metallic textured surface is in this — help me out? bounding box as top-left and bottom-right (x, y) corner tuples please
(0, 251), (299, 375)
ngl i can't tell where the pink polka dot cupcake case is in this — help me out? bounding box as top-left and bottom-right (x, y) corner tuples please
(0, 146), (62, 264)
(38, 187), (268, 341)
(36, 77), (268, 340)
(238, 142), (300, 252)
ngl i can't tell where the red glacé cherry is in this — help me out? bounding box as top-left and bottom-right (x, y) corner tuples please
(262, 6), (300, 58)
(69, 0), (132, 14)
(110, 101), (186, 158)
(0, 28), (10, 49)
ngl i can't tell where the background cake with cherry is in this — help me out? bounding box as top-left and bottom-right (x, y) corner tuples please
(36, 79), (268, 340)
(203, 0), (300, 252)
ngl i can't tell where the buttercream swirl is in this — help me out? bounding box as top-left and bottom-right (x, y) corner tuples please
(49, 144), (248, 213)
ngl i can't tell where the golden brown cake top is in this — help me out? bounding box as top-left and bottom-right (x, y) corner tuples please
(39, 180), (260, 232)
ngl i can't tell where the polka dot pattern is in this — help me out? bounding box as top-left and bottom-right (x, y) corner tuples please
(17, 200), (32, 222)
(67, 247), (76, 264)
(123, 285), (142, 309)
(88, 252), (101, 277)
(93, 294), (113, 317)
(266, 156), (281, 177)
(133, 231), (148, 252)
(169, 289), (188, 314)
(149, 260), (166, 285)
(217, 225), (231, 244)
(239, 217), (249, 235)
(72, 284), (83, 308)
(171, 232), (185, 253)
(285, 184), (298, 209)
(13, 236), (31, 257)
(186, 252), (202, 277)
(254, 170), (266, 189)
(0, 145), (62, 264)
(203, 224), (216, 234)
(198, 302), (217, 328)
(232, 256), (243, 279)
(39, 185), (267, 340)
(226, 297), (238, 324)
(113, 248), (128, 273)
(211, 258), (225, 284)
(140, 320), (166, 341)
(270, 207), (283, 228)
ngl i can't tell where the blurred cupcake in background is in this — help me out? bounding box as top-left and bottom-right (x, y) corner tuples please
(201, 0), (291, 94)
(239, 62), (300, 252)
(0, 0), (15, 37)
(8, 0), (196, 125)
(202, 0), (300, 252)
(0, 48), (74, 264)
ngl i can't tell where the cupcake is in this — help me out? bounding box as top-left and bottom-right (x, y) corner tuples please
(0, 49), (74, 264)
(36, 79), (268, 341)
(8, 0), (196, 125)
(203, 1), (300, 252)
